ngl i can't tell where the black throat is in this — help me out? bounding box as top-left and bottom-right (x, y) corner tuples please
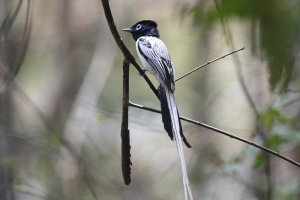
(133, 28), (160, 41)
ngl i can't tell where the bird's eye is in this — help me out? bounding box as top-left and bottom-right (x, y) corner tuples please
(135, 24), (142, 30)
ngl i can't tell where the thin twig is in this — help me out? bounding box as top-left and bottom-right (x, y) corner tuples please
(128, 101), (300, 168)
(175, 47), (245, 82)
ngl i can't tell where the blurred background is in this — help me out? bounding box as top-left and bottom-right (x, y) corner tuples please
(0, 0), (300, 199)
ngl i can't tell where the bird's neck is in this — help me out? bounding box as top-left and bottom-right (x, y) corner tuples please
(146, 28), (160, 38)
(134, 28), (160, 41)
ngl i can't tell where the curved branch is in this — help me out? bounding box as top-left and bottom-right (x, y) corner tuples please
(128, 101), (300, 168)
(101, 0), (159, 98)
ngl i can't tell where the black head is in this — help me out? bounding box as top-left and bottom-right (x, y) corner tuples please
(123, 20), (160, 41)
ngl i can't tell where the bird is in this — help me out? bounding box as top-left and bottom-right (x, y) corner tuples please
(123, 20), (193, 200)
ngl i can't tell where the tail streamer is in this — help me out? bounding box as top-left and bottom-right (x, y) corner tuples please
(160, 84), (194, 200)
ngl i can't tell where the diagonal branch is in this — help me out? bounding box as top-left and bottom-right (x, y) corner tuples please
(128, 101), (300, 168)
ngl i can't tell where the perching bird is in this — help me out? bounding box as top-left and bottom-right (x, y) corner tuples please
(123, 20), (193, 200)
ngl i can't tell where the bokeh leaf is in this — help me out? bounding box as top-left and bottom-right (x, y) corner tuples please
(265, 134), (286, 151)
(253, 152), (266, 168)
(190, 0), (300, 91)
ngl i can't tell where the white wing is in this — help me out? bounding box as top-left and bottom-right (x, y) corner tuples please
(136, 36), (175, 92)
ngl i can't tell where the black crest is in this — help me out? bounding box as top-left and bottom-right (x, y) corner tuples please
(123, 20), (160, 41)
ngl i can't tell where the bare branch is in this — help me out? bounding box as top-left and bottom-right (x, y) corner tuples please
(128, 101), (300, 168)
(101, 0), (159, 99)
(175, 47), (245, 82)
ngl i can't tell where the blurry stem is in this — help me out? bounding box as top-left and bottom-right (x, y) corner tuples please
(128, 101), (300, 168)
(0, 0), (33, 88)
(0, 0), (23, 33)
(264, 154), (272, 200)
(18, 178), (59, 200)
(175, 47), (245, 82)
(281, 95), (300, 107)
(12, 81), (53, 132)
(0, 91), (15, 200)
(215, 166), (261, 198)
(121, 59), (131, 185)
(12, 0), (33, 77)
(0, 0), (33, 87)
(77, 153), (99, 200)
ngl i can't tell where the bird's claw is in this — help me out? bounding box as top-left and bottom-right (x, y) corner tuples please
(139, 69), (147, 76)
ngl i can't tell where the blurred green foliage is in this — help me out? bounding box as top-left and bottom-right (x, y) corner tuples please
(190, 0), (300, 91)
(259, 107), (290, 129)
(189, 1), (300, 199)
(2, 157), (17, 169)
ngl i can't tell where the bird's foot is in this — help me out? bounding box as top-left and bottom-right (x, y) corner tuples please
(139, 69), (147, 76)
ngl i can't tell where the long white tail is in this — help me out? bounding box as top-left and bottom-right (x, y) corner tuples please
(159, 84), (194, 200)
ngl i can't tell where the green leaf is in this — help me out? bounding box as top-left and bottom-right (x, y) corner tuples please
(265, 134), (286, 151)
(259, 107), (290, 128)
(253, 152), (266, 168)
(48, 133), (62, 148)
(259, 108), (280, 128)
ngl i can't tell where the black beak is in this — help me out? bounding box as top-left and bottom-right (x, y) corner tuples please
(123, 28), (134, 33)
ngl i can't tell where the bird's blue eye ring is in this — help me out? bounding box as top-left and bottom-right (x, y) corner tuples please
(135, 24), (142, 30)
